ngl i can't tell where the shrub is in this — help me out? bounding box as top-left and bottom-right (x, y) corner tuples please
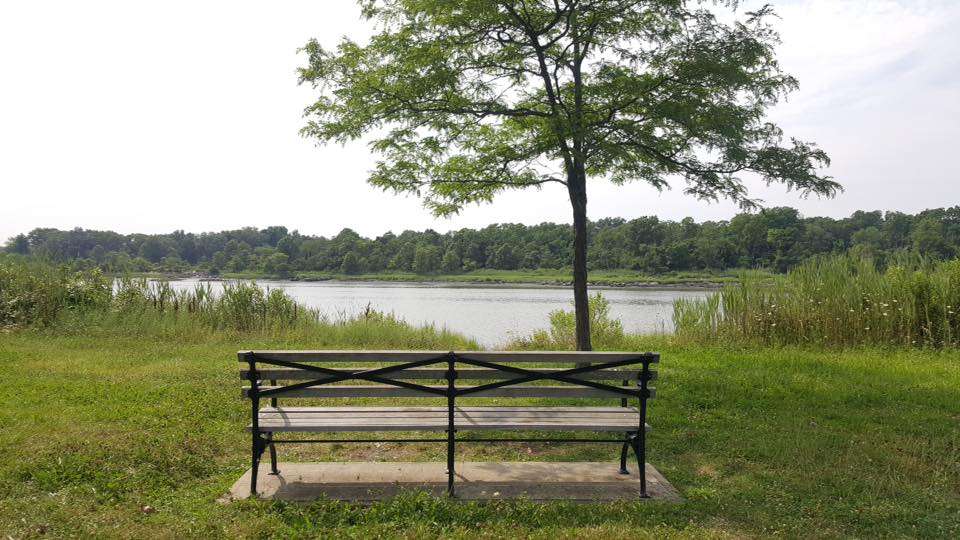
(522, 292), (625, 349)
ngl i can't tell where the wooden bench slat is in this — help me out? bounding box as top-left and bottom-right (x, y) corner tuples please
(252, 406), (648, 432)
(258, 409), (638, 417)
(241, 350), (659, 364)
(243, 385), (655, 399)
(455, 351), (659, 364)
(260, 405), (638, 414)
(259, 413), (640, 420)
(259, 406), (639, 413)
(241, 368), (657, 382)
(255, 423), (650, 432)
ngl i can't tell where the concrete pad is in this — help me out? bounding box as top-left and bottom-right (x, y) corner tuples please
(223, 462), (681, 503)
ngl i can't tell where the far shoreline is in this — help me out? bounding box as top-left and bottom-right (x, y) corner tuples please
(119, 270), (737, 291)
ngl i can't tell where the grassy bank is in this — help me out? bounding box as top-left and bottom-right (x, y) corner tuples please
(1, 323), (958, 538)
(215, 268), (751, 287)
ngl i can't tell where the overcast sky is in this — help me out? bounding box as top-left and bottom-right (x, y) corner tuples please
(2, 0), (958, 242)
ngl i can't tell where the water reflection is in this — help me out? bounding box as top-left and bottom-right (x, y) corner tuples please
(165, 279), (710, 347)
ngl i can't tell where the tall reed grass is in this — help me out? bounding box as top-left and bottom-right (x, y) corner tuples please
(0, 257), (475, 347)
(112, 278), (310, 332)
(99, 278), (476, 347)
(0, 256), (111, 328)
(674, 255), (960, 348)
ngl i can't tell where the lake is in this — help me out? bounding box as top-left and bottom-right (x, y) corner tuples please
(165, 279), (711, 347)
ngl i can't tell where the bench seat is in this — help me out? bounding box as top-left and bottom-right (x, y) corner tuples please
(253, 406), (648, 432)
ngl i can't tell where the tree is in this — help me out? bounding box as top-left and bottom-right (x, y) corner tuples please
(390, 242), (416, 271)
(138, 237), (169, 264)
(340, 251), (362, 274)
(7, 234), (29, 255)
(912, 217), (952, 259)
(413, 244), (441, 274)
(277, 235), (300, 259)
(300, 1), (838, 350)
(264, 252), (292, 277)
(441, 248), (462, 273)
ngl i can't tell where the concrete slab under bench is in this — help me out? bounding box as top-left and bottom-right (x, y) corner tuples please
(223, 461), (681, 503)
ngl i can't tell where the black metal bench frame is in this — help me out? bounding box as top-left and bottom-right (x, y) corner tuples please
(241, 350), (658, 498)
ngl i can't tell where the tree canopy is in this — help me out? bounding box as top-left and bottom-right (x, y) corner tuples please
(299, 0), (838, 211)
(298, 0), (839, 349)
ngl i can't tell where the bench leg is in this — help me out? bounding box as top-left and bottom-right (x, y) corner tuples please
(267, 432), (280, 475)
(250, 434), (266, 498)
(446, 429), (456, 497)
(619, 433), (632, 474)
(632, 435), (648, 498)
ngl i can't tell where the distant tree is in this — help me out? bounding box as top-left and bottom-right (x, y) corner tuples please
(300, 1), (838, 349)
(488, 244), (519, 270)
(912, 217), (952, 259)
(226, 257), (246, 273)
(161, 255), (189, 273)
(519, 243), (542, 269)
(138, 237), (169, 263)
(413, 244), (441, 274)
(210, 251), (228, 274)
(729, 214), (769, 266)
(104, 251), (132, 273)
(882, 212), (913, 250)
(366, 246), (388, 272)
(7, 234), (29, 254)
(262, 226), (289, 246)
(90, 245), (106, 263)
(131, 257), (153, 272)
(340, 251), (362, 274)
(265, 252), (292, 277)
(276, 235), (300, 258)
(767, 227), (800, 272)
(851, 226), (882, 249)
(390, 243), (416, 271)
(441, 248), (462, 273)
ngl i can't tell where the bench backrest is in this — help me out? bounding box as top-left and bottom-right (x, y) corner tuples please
(239, 350), (657, 403)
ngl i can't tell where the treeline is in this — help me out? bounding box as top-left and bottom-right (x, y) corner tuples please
(5, 207), (960, 276)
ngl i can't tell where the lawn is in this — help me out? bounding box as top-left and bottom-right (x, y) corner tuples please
(1, 327), (957, 538)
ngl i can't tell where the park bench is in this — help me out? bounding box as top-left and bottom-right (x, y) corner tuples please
(239, 350), (657, 498)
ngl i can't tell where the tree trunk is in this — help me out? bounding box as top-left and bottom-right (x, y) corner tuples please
(568, 165), (592, 352)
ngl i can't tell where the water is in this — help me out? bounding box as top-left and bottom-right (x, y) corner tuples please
(165, 279), (711, 347)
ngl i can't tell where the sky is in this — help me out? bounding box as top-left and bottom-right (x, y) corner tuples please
(1, 0), (958, 242)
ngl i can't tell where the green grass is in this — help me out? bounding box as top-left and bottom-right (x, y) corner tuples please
(1, 321), (958, 538)
(218, 268), (754, 287)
